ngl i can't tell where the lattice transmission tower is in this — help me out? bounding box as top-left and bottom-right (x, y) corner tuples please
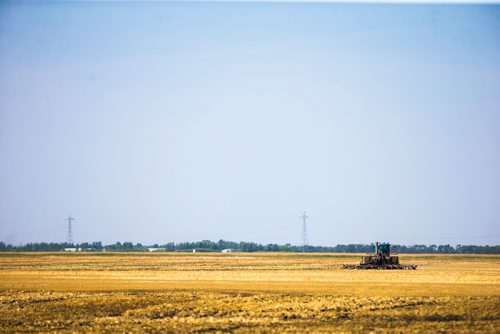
(65, 215), (75, 245)
(299, 211), (309, 252)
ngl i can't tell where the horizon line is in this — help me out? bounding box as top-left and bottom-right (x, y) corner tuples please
(6, 0), (500, 5)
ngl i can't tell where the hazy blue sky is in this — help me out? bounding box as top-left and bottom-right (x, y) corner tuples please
(0, 1), (499, 246)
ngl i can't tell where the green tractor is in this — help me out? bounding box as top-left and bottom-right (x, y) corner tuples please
(342, 242), (417, 270)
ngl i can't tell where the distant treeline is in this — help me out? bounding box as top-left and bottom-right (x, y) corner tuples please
(0, 240), (498, 254)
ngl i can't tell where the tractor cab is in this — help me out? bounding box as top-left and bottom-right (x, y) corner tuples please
(376, 242), (390, 256)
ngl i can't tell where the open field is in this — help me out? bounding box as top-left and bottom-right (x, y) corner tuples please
(0, 253), (498, 333)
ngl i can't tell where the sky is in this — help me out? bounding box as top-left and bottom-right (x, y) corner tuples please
(0, 1), (499, 246)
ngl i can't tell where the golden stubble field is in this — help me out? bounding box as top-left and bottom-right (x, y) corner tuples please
(0, 253), (498, 333)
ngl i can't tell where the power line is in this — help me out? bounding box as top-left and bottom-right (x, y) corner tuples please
(0, 224), (66, 240)
(378, 234), (499, 241)
(135, 221), (302, 241)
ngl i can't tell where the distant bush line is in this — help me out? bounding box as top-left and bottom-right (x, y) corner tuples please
(0, 240), (498, 254)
